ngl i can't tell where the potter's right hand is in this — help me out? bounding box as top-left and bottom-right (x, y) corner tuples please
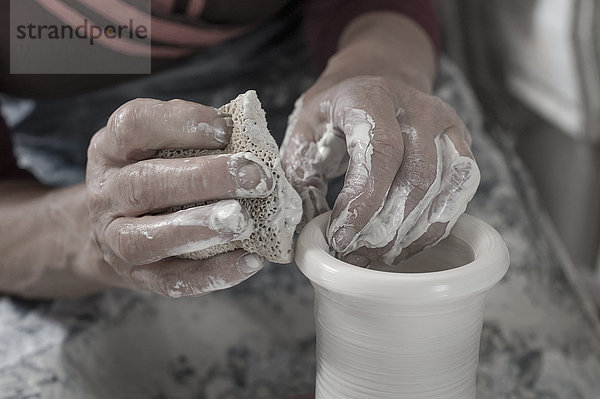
(85, 98), (273, 297)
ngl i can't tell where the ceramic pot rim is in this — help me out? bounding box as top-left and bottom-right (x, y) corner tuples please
(295, 212), (510, 302)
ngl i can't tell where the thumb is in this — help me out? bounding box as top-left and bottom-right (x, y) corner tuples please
(281, 97), (347, 229)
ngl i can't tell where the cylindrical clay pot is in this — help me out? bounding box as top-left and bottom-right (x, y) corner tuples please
(295, 212), (509, 399)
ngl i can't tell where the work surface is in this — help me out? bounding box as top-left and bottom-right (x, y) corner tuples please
(1, 57), (600, 398)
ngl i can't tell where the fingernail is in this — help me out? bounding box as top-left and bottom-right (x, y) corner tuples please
(234, 157), (274, 195)
(210, 200), (254, 238)
(341, 253), (370, 267)
(213, 115), (233, 144)
(236, 254), (265, 275)
(330, 226), (357, 252)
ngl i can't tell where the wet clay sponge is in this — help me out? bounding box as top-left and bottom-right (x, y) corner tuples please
(158, 90), (303, 263)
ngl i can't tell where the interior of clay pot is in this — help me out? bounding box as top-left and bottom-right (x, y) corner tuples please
(295, 212), (510, 301)
(368, 234), (475, 273)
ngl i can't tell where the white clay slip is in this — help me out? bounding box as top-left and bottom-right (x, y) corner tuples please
(281, 97), (349, 223)
(328, 128), (480, 265)
(296, 211), (509, 399)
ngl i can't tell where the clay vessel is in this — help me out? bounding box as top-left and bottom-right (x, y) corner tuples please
(295, 212), (509, 399)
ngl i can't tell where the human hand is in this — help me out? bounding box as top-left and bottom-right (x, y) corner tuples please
(281, 76), (479, 266)
(85, 98), (274, 297)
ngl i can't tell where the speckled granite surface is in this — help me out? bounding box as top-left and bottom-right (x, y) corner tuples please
(1, 10), (600, 399)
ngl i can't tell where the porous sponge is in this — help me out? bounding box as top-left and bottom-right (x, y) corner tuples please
(157, 90), (303, 263)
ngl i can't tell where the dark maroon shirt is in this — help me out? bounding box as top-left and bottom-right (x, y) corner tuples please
(303, 0), (439, 69)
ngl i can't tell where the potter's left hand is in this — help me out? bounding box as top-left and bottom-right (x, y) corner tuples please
(281, 75), (480, 266)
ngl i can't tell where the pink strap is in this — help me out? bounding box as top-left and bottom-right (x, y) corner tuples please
(33, 0), (244, 56)
(34, 0), (191, 57)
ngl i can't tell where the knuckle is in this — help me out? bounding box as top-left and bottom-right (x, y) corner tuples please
(364, 76), (392, 93)
(108, 100), (137, 135)
(86, 187), (106, 214)
(430, 97), (466, 129)
(156, 272), (178, 297)
(118, 165), (154, 211)
(86, 164), (111, 198)
(112, 224), (141, 264)
(86, 171), (116, 223)
(156, 270), (192, 298)
(338, 76), (391, 106)
(354, 75), (390, 91)
(415, 95), (449, 121)
(87, 129), (105, 162)
(107, 99), (155, 155)
(165, 98), (188, 109)
(87, 206), (120, 263)
(429, 96), (452, 115)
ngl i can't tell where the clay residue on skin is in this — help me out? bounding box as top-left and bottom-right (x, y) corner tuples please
(283, 95), (478, 265)
(166, 276), (229, 298)
(331, 130), (479, 265)
(376, 133), (445, 263)
(327, 108), (376, 251)
(207, 200), (254, 237)
(383, 135), (479, 264)
(142, 231), (154, 240)
(164, 200), (254, 258)
(184, 120), (211, 136)
(268, 157), (304, 236)
(282, 97), (347, 223)
(166, 280), (192, 298)
(428, 135), (480, 224)
(227, 152), (274, 197)
(185, 111), (231, 145)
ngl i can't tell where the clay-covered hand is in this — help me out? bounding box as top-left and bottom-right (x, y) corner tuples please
(86, 98), (274, 297)
(281, 76), (480, 266)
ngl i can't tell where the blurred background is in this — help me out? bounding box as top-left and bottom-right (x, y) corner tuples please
(436, 0), (600, 311)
